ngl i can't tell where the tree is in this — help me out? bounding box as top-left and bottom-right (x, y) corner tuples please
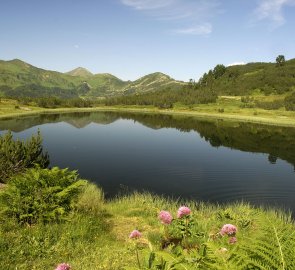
(213, 64), (226, 79)
(0, 131), (49, 183)
(188, 79), (195, 89)
(276, 55), (285, 67)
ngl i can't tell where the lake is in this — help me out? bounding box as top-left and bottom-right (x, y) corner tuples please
(1, 111), (295, 213)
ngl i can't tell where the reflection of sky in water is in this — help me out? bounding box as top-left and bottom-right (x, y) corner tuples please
(1, 113), (295, 214)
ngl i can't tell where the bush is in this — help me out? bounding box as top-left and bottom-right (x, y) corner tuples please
(75, 183), (104, 214)
(0, 167), (87, 224)
(0, 131), (50, 183)
(285, 92), (295, 111)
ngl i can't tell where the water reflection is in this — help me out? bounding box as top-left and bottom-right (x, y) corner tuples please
(0, 111), (294, 215)
(1, 111), (295, 166)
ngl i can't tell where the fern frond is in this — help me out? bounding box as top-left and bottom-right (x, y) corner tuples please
(230, 214), (295, 270)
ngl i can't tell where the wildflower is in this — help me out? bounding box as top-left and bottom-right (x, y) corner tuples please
(220, 224), (237, 236)
(129, 230), (142, 239)
(55, 263), (71, 270)
(177, 206), (191, 218)
(229, 237), (237, 244)
(158, 210), (173, 224)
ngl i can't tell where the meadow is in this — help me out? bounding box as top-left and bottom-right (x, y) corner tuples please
(1, 180), (295, 270)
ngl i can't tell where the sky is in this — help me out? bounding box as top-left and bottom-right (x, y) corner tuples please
(0, 0), (295, 81)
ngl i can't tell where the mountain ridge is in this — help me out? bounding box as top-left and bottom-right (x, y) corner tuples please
(0, 59), (184, 98)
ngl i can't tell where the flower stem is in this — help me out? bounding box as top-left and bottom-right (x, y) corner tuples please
(136, 246), (141, 269)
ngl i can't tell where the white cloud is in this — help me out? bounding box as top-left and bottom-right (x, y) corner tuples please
(121, 0), (174, 10)
(173, 23), (212, 35)
(253, 0), (295, 27)
(74, 45), (79, 49)
(227, 62), (246, 67)
(120, 0), (220, 35)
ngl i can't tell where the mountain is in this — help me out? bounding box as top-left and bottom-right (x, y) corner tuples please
(0, 59), (183, 98)
(122, 72), (185, 95)
(67, 67), (93, 77)
(0, 59), (83, 98)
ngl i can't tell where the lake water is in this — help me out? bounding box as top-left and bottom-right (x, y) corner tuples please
(1, 111), (295, 213)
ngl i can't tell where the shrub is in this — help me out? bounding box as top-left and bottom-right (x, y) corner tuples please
(285, 92), (295, 111)
(0, 131), (49, 183)
(0, 167), (87, 224)
(75, 183), (104, 214)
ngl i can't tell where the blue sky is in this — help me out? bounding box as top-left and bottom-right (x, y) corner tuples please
(0, 0), (295, 81)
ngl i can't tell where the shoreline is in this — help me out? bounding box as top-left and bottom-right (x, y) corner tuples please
(1, 106), (295, 127)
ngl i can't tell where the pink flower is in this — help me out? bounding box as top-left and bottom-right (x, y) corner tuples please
(177, 206), (191, 218)
(129, 230), (142, 239)
(229, 237), (237, 244)
(158, 210), (173, 225)
(220, 224), (237, 236)
(55, 263), (71, 270)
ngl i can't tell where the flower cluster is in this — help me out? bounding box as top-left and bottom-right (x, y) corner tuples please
(229, 236), (237, 244)
(157, 206), (191, 225)
(220, 224), (237, 236)
(220, 224), (238, 244)
(177, 206), (191, 218)
(55, 263), (71, 270)
(129, 229), (142, 239)
(158, 210), (173, 224)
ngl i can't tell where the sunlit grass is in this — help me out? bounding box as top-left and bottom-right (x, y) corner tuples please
(1, 97), (295, 127)
(0, 183), (294, 270)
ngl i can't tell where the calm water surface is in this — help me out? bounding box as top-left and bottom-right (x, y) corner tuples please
(1, 111), (295, 212)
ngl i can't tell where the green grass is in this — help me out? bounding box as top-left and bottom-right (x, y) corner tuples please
(1, 184), (295, 270)
(1, 97), (295, 127)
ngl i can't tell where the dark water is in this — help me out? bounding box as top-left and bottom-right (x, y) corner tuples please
(1, 111), (295, 212)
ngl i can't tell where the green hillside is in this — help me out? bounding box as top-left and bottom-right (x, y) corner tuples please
(122, 72), (185, 95)
(198, 58), (295, 95)
(106, 57), (295, 110)
(0, 59), (82, 98)
(0, 59), (83, 89)
(0, 59), (182, 98)
(85, 73), (128, 97)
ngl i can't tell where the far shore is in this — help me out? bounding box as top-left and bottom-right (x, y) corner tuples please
(1, 105), (295, 128)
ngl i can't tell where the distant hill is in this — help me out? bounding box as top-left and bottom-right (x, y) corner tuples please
(122, 72), (185, 95)
(67, 67), (93, 77)
(105, 57), (295, 109)
(198, 58), (295, 95)
(0, 59), (183, 98)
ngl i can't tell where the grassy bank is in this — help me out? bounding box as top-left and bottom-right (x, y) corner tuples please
(1, 98), (295, 127)
(1, 183), (295, 270)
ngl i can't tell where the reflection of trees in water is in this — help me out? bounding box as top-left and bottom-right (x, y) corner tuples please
(268, 155), (278, 164)
(1, 111), (295, 166)
(115, 112), (295, 167)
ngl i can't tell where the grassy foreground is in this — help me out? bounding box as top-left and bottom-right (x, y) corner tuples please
(1, 98), (295, 127)
(1, 182), (295, 270)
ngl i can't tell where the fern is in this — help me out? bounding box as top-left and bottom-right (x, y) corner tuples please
(230, 214), (295, 270)
(0, 167), (87, 224)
